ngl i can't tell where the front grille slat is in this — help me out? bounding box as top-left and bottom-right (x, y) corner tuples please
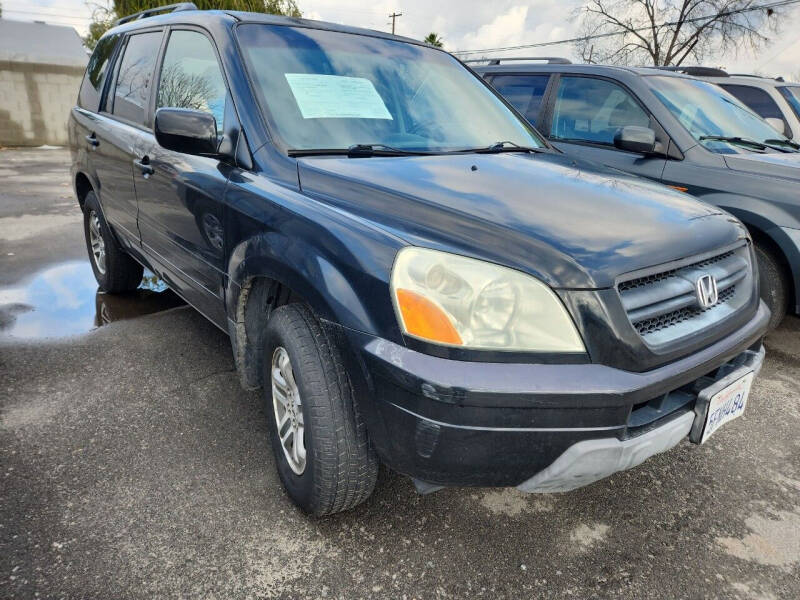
(620, 277), (694, 312)
(617, 246), (752, 347)
(678, 254), (748, 284)
(633, 285), (737, 336)
(627, 290), (697, 323)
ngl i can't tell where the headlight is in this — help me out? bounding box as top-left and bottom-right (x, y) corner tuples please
(390, 247), (585, 352)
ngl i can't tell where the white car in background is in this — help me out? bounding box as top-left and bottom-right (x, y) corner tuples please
(663, 67), (800, 140)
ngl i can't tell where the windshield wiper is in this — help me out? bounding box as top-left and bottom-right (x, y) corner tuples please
(288, 141), (545, 158)
(288, 144), (436, 158)
(346, 144), (438, 157)
(763, 138), (800, 152)
(459, 140), (544, 154)
(698, 135), (767, 151)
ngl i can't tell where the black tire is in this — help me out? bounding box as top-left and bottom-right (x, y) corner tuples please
(83, 191), (143, 293)
(755, 243), (789, 331)
(263, 304), (378, 516)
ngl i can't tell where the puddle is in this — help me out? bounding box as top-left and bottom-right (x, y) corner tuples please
(0, 261), (184, 340)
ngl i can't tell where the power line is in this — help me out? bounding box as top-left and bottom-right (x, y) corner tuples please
(452, 0), (800, 56)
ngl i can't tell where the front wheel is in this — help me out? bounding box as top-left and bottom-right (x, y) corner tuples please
(263, 304), (378, 516)
(755, 243), (789, 331)
(83, 191), (143, 293)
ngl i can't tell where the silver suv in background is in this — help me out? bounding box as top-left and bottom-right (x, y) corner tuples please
(473, 58), (800, 329)
(666, 67), (800, 140)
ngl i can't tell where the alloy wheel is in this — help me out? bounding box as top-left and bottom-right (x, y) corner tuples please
(88, 210), (106, 275)
(271, 346), (306, 475)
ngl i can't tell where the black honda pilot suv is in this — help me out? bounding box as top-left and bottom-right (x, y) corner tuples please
(69, 5), (769, 515)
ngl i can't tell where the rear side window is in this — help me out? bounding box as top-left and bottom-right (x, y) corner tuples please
(111, 31), (163, 125)
(719, 84), (787, 132)
(489, 75), (550, 123)
(551, 76), (650, 145)
(78, 34), (120, 111)
(156, 30), (227, 134)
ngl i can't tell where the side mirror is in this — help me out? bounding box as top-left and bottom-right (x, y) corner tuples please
(154, 108), (218, 155)
(765, 117), (785, 135)
(613, 126), (657, 154)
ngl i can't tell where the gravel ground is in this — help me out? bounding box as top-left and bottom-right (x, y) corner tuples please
(1, 148), (798, 599)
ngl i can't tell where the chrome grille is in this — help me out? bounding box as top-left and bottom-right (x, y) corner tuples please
(618, 245), (753, 347)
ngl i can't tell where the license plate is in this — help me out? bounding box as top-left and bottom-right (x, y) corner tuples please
(701, 371), (754, 444)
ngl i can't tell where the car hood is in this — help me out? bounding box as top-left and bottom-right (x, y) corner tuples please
(297, 152), (744, 289)
(723, 150), (800, 180)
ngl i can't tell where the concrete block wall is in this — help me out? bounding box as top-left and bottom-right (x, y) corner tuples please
(0, 62), (85, 146)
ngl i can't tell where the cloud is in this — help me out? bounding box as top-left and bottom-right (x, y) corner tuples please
(5, 0), (94, 35)
(14, 0), (800, 80)
(456, 5), (531, 51)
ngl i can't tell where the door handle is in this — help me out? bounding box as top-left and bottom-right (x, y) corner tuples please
(85, 133), (99, 148)
(134, 157), (154, 178)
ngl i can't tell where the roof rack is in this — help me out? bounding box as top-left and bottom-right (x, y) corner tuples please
(115, 2), (198, 26)
(462, 56), (572, 65)
(656, 66), (729, 77)
(729, 73), (786, 82)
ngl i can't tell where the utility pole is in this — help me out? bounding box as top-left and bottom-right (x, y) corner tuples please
(388, 12), (402, 35)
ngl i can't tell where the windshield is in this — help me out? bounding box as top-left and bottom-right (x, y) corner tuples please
(647, 75), (792, 153)
(236, 24), (544, 153)
(778, 86), (800, 121)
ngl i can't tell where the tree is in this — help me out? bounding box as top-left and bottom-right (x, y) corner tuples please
(156, 63), (216, 110)
(574, 1), (782, 67)
(83, 0), (302, 49)
(423, 32), (444, 48)
(84, 2), (116, 50)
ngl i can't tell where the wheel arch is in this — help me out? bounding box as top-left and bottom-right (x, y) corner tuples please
(74, 171), (94, 210)
(225, 232), (401, 390)
(724, 206), (799, 312)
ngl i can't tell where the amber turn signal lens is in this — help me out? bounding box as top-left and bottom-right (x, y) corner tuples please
(395, 289), (463, 345)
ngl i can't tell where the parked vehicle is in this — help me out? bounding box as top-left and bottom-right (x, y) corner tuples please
(70, 7), (768, 515)
(663, 67), (800, 140)
(474, 58), (800, 329)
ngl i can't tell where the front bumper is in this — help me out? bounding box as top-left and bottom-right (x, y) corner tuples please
(518, 344), (763, 493)
(341, 301), (769, 489)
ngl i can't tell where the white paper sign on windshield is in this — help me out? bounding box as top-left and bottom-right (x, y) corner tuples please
(285, 73), (393, 120)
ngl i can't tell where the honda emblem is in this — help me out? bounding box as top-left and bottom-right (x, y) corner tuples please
(695, 274), (719, 308)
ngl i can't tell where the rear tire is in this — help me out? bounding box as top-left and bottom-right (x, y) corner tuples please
(83, 191), (143, 293)
(755, 243), (789, 331)
(263, 304), (378, 516)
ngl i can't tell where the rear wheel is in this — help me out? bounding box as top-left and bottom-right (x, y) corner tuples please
(83, 191), (143, 293)
(263, 303), (378, 516)
(755, 243), (789, 331)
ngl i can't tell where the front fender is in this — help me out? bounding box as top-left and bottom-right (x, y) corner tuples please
(224, 175), (407, 341)
(226, 232), (400, 338)
(707, 197), (800, 312)
(704, 193), (800, 233)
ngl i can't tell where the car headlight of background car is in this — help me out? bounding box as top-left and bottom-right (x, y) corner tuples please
(390, 247), (585, 352)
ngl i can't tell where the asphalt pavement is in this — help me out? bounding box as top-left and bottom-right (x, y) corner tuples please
(1, 148), (798, 599)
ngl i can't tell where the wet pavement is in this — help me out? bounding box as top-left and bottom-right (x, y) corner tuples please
(1, 147), (799, 599)
(0, 261), (183, 340)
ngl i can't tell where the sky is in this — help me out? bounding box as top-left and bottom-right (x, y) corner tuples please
(4, 0), (800, 78)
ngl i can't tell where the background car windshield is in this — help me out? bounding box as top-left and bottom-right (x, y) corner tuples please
(236, 24), (543, 152)
(648, 75), (789, 153)
(778, 86), (800, 120)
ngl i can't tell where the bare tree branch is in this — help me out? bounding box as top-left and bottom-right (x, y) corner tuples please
(574, 0), (781, 66)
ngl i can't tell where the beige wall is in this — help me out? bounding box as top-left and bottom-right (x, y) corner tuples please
(0, 61), (85, 147)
